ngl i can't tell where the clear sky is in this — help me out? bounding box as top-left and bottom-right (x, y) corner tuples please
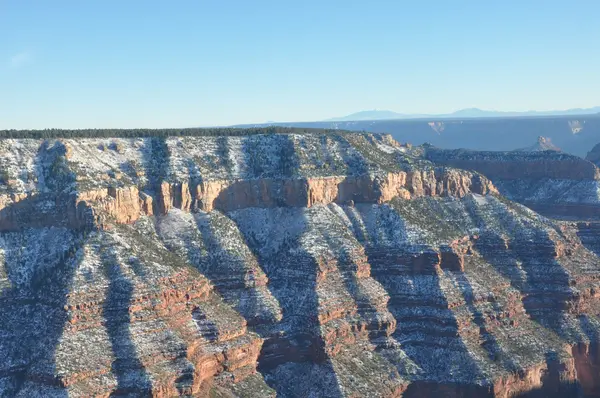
(2, 0), (599, 129)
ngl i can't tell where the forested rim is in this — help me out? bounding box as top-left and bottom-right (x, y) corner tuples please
(0, 126), (364, 139)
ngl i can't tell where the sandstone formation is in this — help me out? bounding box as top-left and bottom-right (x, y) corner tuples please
(0, 131), (599, 397)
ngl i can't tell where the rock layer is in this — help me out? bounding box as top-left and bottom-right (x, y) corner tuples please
(0, 171), (496, 232)
(0, 131), (600, 397)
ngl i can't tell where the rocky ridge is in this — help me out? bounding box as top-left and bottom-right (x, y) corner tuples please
(0, 131), (599, 397)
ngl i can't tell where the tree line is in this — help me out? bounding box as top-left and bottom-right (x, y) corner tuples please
(0, 126), (358, 139)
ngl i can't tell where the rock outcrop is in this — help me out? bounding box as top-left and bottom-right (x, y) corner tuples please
(0, 131), (600, 397)
(159, 170), (496, 214)
(514, 136), (561, 152)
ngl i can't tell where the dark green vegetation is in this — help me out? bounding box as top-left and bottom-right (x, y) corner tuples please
(0, 126), (356, 139)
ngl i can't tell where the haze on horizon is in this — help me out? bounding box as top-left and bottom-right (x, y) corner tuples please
(2, 0), (599, 129)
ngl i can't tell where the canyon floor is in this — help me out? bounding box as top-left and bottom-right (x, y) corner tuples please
(0, 130), (599, 397)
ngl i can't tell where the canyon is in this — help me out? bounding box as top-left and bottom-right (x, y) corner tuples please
(0, 130), (599, 397)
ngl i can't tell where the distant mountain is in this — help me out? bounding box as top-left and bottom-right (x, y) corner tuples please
(326, 110), (410, 121)
(327, 107), (600, 121)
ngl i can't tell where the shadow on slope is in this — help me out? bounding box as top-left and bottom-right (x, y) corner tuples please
(453, 271), (520, 372)
(370, 249), (489, 396)
(0, 228), (83, 396)
(513, 352), (583, 397)
(474, 226), (574, 337)
(328, 134), (369, 176)
(576, 222), (600, 258)
(142, 136), (171, 214)
(340, 203), (490, 394)
(242, 134), (300, 179)
(111, 222), (202, 396)
(574, 316), (600, 396)
(225, 207), (344, 398)
(0, 140), (88, 396)
(312, 208), (396, 344)
(99, 241), (152, 396)
(192, 211), (281, 327)
(466, 200), (589, 395)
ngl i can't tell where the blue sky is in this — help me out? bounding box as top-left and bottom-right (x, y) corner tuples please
(2, 0), (599, 128)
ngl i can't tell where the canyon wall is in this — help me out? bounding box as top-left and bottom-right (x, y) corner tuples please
(425, 147), (600, 181)
(0, 132), (599, 397)
(424, 146), (600, 219)
(0, 169), (496, 231)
